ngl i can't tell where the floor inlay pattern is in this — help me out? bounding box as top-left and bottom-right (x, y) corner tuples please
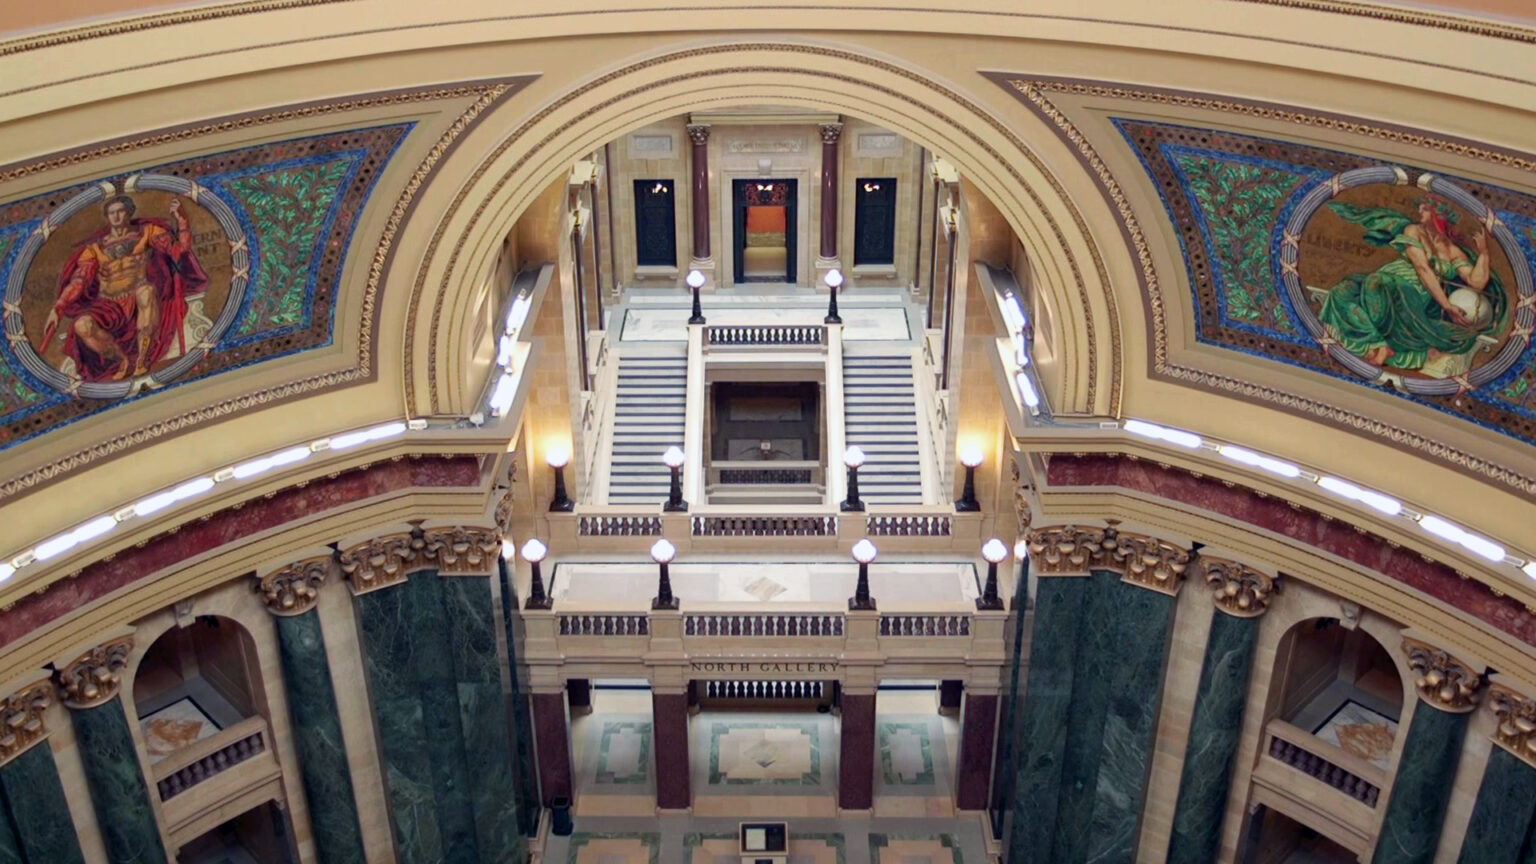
(867, 833), (965, 864)
(565, 831), (661, 864)
(878, 720), (935, 786)
(594, 720), (652, 785)
(685, 831), (847, 864)
(707, 719), (822, 785)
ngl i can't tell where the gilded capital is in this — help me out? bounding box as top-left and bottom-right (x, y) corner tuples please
(1199, 556), (1278, 616)
(338, 530), (427, 595)
(54, 635), (133, 709)
(424, 526), (501, 575)
(1404, 637), (1483, 713)
(1025, 525), (1114, 576)
(1111, 530), (1191, 595)
(0, 680), (53, 767)
(686, 124), (710, 145)
(1487, 683), (1536, 767)
(255, 556), (331, 615)
(819, 122), (843, 145)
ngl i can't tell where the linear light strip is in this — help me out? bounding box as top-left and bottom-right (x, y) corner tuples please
(1121, 418), (1530, 578)
(0, 418), (427, 586)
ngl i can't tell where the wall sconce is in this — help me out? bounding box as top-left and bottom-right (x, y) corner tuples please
(547, 446), (574, 512)
(956, 444), (983, 512)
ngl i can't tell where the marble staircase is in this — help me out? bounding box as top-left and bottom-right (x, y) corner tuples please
(842, 354), (924, 505)
(605, 353), (688, 504)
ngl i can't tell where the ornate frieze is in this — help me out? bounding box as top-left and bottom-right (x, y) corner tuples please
(0, 680), (53, 766)
(1486, 683), (1536, 767)
(255, 556), (331, 616)
(1112, 529), (1191, 595)
(54, 635), (133, 709)
(1199, 556), (1279, 616)
(1404, 637), (1484, 713)
(1025, 525), (1114, 576)
(424, 526), (501, 575)
(338, 524), (502, 594)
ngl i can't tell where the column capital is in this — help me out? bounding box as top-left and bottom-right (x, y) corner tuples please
(1025, 524), (1116, 577)
(54, 635), (133, 709)
(1024, 523), (1191, 593)
(819, 122), (843, 144)
(1111, 529), (1191, 595)
(1198, 556), (1279, 617)
(339, 524), (502, 594)
(424, 525), (501, 575)
(686, 123), (710, 145)
(0, 679), (53, 767)
(1404, 636), (1484, 713)
(1486, 681), (1536, 767)
(255, 555), (331, 616)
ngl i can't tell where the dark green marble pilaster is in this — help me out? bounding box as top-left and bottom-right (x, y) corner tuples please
(0, 742), (87, 864)
(69, 696), (168, 864)
(357, 578), (445, 864)
(0, 799), (20, 864)
(409, 573), (482, 864)
(1079, 576), (1178, 864)
(1165, 610), (1260, 864)
(1457, 747), (1536, 863)
(498, 555), (540, 837)
(273, 609), (368, 864)
(1049, 569), (1126, 864)
(990, 565), (1032, 838)
(442, 576), (523, 863)
(1373, 704), (1469, 864)
(1005, 574), (1090, 864)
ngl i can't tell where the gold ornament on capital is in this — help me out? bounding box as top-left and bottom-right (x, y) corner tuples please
(1200, 556), (1279, 616)
(255, 556), (331, 615)
(54, 635), (133, 709)
(1487, 684), (1536, 767)
(0, 680), (53, 766)
(1404, 637), (1483, 713)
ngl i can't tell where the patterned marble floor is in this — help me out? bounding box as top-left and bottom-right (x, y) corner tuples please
(541, 816), (987, 864)
(694, 711), (837, 796)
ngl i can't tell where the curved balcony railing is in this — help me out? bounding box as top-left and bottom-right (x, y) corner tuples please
(152, 715), (273, 802)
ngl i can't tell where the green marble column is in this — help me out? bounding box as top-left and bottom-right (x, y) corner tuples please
(1005, 574), (1090, 864)
(498, 555), (541, 837)
(69, 696), (169, 864)
(1165, 610), (1260, 864)
(357, 576), (447, 864)
(1074, 574), (1179, 864)
(1457, 746), (1536, 863)
(443, 576), (524, 863)
(1373, 703), (1471, 864)
(272, 609), (368, 864)
(990, 562), (1031, 838)
(0, 742), (88, 864)
(409, 573), (482, 864)
(0, 801), (20, 864)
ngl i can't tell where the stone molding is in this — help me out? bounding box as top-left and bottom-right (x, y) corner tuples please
(338, 524), (502, 595)
(1404, 637), (1484, 713)
(1026, 523), (1191, 593)
(54, 635), (133, 709)
(1199, 555), (1279, 617)
(0, 679), (53, 767)
(1486, 682), (1536, 767)
(255, 555), (332, 616)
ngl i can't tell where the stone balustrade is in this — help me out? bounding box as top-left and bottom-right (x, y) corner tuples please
(578, 515), (663, 536)
(1263, 719), (1383, 807)
(865, 514), (953, 537)
(705, 324), (824, 346)
(879, 614), (971, 636)
(685, 613), (844, 637)
(691, 514), (838, 536)
(153, 716), (270, 801)
(700, 680), (828, 700)
(559, 614), (650, 636)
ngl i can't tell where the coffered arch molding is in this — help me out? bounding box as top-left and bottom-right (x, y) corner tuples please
(402, 40), (1123, 420)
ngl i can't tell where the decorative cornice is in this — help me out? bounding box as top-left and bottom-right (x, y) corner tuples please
(339, 524), (503, 594)
(0, 680), (53, 767)
(1228, 0), (1536, 45)
(1200, 555), (1279, 616)
(1111, 529), (1191, 595)
(0, 0), (357, 57)
(1025, 525), (1114, 576)
(53, 635), (133, 709)
(1404, 637), (1484, 713)
(423, 526), (501, 576)
(254, 556), (331, 616)
(1487, 683), (1536, 768)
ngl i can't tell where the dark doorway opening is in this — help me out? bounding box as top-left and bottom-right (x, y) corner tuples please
(733, 178), (797, 283)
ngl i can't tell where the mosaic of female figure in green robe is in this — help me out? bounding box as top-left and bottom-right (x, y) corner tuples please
(1317, 199), (1507, 373)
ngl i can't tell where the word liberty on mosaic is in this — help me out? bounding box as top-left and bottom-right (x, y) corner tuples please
(0, 123), (412, 450)
(1118, 119), (1536, 446)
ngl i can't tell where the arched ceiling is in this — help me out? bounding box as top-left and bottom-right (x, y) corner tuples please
(2, 1), (1536, 673)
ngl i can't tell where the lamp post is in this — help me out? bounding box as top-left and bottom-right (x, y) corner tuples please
(650, 538), (679, 610)
(522, 538), (552, 610)
(955, 445), (983, 512)
(662, 446), (688, 512)
(824, 268), (843, 324)
(686, 268), (706, 325)
(978, 538), (1007, 610)
(840, 445), (866, 512)
(849, 538), (878, 610)
(547, 446), (574, 512)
